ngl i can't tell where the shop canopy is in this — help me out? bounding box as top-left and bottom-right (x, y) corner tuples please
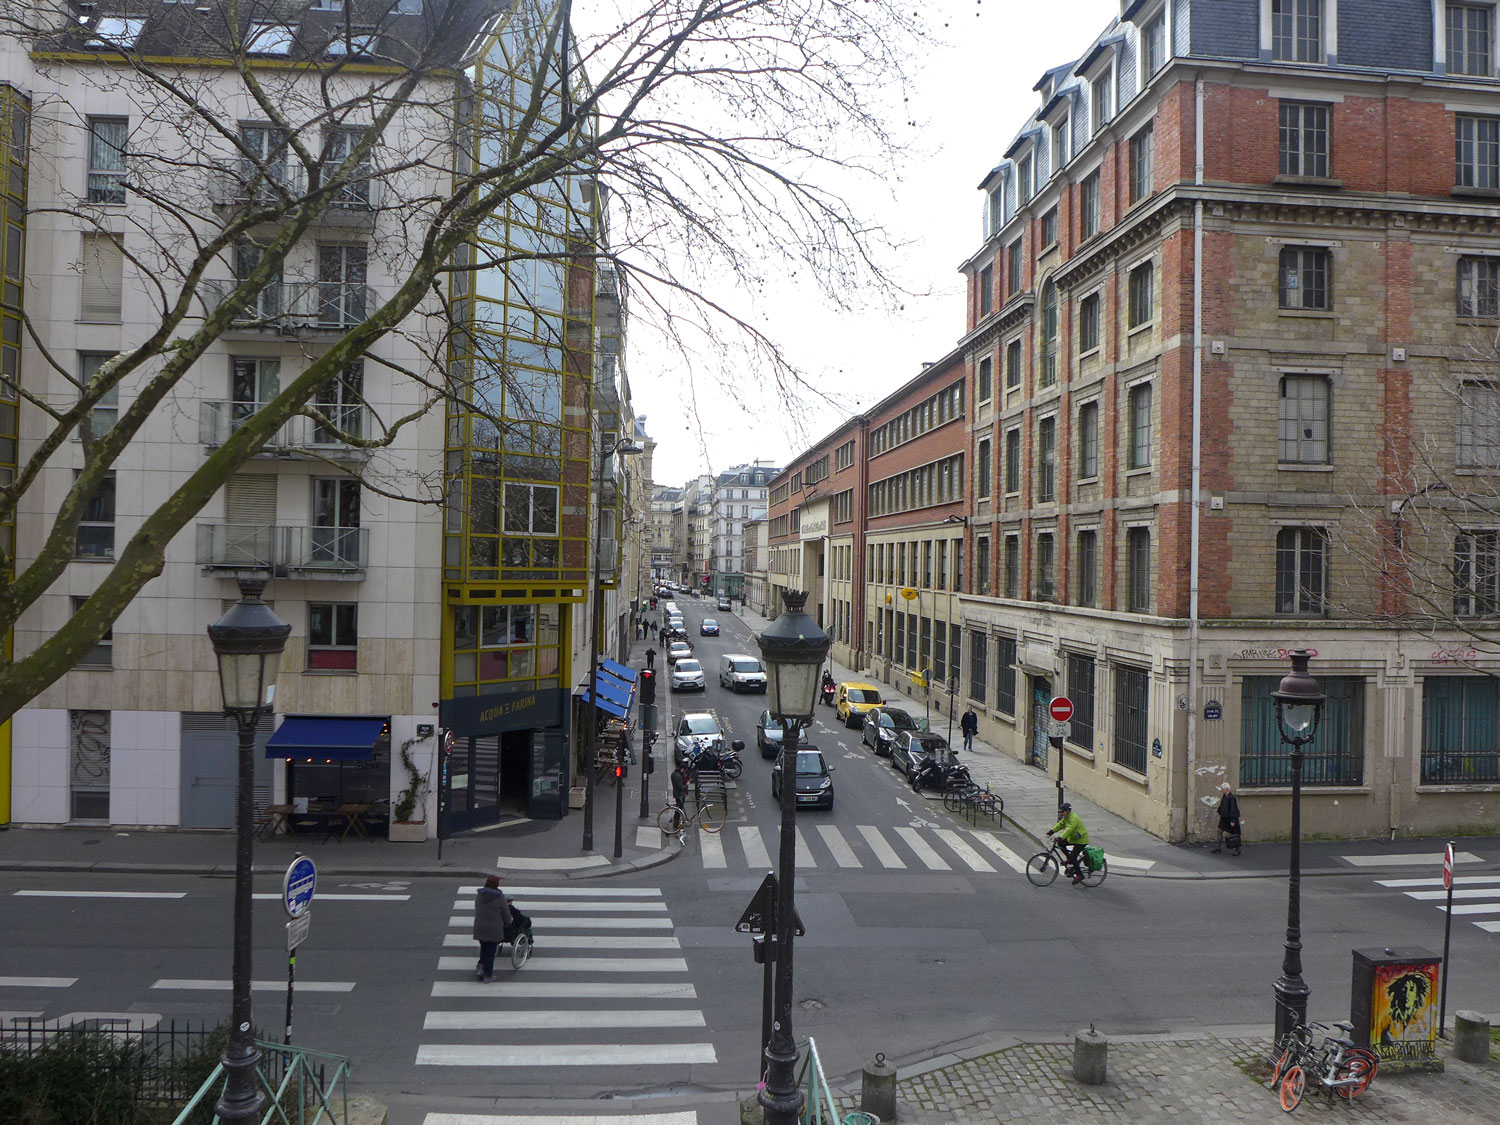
(600, 658), (637, 683)
(267, 716), (386, 760)
(593, 670), (633, 708)
(576, 667), (636, 720)
(576, 689), (629, 720)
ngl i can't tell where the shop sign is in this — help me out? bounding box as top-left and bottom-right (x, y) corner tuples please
(440, 687), (568, 737)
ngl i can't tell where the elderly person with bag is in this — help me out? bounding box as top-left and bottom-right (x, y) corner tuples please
(473, 874), (514, 983)
(1213, 783), (1242, 855)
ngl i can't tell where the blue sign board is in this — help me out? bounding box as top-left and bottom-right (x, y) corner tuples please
(283, 856), (317, 918)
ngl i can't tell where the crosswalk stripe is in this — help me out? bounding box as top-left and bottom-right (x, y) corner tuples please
(931, 829), (995, 872)
(0, 976), (77, 988)
(1376, 876), (1500, 888)
(1445, 903), (1500, 915)
(431, 981), (697, 999)
(699, 829), (726, 868)
(636, 825), (660, 849)
(1341, 851), (1482, 867)
(1476, 921), (1500, 932)
(416, 1042), (717, 1067)
(857, 824), (906, 868)
(153, 979), (354, 992)
(454, 886), (663, 900)
(969, 831), (1028, 873)
(740, 826), (771, 870)
(14, 890), (188, 900)
(895, 827), (951, 870)
(423, 1010), (705, 1031)
(1105, 855), (1157, 872)
(436, 956), (687, 974)
(1402, 888), (1500, 901)
(254, 893), (408, 902)
(465, 901), (668, 913)
(794, 827), (817, 868)
(815, 824), (860, 868)
(423, 1114), (698, 1125)
(449, 916), (675, 931)
(442, 934), (680, 950)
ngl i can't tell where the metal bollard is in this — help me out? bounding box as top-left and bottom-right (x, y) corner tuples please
(1073, 1024), (1108, 1085)
(1453, 1010), (1491, 1064)
(861, 1051), (897, 1121)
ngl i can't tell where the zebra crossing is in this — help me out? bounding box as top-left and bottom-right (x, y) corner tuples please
(1374, 874), (1500, 935)
(418, 884), (716, 1069)
(634, 821), (1031, 874)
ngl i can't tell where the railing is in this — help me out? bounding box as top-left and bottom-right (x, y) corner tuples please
(171, 1039), (349, 1125)
(282, 525), (368, 573)
(200, 401), (369, 451)
(1, 1016), (222, 1109)
(792, 1037), (849, 1125)
(1421, 749), (1500, 785)
(197, 524), (369, 576)
(198, 280), (374, 332)
(209, 158), (378, 225)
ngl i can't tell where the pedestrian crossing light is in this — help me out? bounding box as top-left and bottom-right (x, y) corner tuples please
(615, 762), (627, 780)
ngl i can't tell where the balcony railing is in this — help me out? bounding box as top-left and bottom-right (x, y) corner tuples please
(200, 401), (369, 452)
(199, 279), (374, 333)
(209, 158), (379, 226)
(197, 523), (369, 577)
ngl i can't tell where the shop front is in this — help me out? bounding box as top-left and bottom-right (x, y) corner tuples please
(266, 715), (392, 837)
(439, 686), (571, 830)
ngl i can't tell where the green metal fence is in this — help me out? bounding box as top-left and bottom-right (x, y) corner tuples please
(171, 1042), (348, 1125)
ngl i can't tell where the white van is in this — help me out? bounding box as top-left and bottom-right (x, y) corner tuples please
(719, 653), (768, 693)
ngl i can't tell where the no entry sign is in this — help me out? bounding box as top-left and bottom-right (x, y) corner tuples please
(1049, 696), (1074, 723)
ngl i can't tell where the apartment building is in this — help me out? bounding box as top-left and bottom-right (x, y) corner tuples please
(707, 462), (776, 599)
(647, 484), (682, 580)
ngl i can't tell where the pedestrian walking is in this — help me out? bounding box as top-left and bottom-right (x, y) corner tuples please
(960, 707), (978, 753)
(670, 762), (690, 811)
(472, 874), (514, 983)
(1213, 783), (1242, 855)
(645, 645), (656, 669)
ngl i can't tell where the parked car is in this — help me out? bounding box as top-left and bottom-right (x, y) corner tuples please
(835, 681), (884, 728)
(719, 653), (768, 693)
(717, 596), (732, 611)
(755, 710), (809, 758)
(667, 640), (694, 665)
(771, 747), (834, 809)
(670, 658), (706, 692)
(675, 710), (724, 763)
(890, 731), (951, 781)
(861, 706), (924, 755)
(699, 617), (719, 636)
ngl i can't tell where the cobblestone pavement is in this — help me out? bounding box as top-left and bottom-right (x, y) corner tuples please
(831, 1036), (1500, 1123)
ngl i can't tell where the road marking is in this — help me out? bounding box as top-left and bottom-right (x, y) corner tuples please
(436, 956), (688, 974)
(431, 981), (697, 999)
(857, 824), (906, 868)
(443, 933), (681, 950)
(0, 976), (77, 988)
(793, 827), (817, 868)
(152, 979), (355, 993)
(1403, 888), (1500, 901)
(895, 826), (951, 870)
(416, 1042), (717, 1067)
(740, 826), (771, 870)
(424, 1115), (698, 1125)
(1105, 855), (1157, 872)
(453, 886), (663, 901)
(1475, 920), (1500, 932)
(969, 831), (1028, 873)
(1341, 851), (1482, 867)
(422, 1010), (705, 1031)
(932, 829), (995, 872)
(816, 824), (860, 868)
(448, 916), (675, 930)
(1375, 876), (1500, 888)
(460, 901), (669, 913)
(698, 829), (726, 868)
(253, 893), (409, 902)
(1446, 903), (1500, 915)
(13, 890), (187, 900)
(492, 856), (612, 871)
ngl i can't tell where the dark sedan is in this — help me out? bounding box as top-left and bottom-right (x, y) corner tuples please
(771, 747), (834, 809)
(755, 710), (809, 758)
(699, 617), (720, 636)
(861, 706), (924, 755)
(890, 731), (951, 780)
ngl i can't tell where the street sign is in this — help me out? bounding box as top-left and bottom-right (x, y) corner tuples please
(1049, 696), (1074, 723)
(1049, 718), (1071, 739)
(282, 855), (317, 918)
(1443, 842), (1454, 890)
(735, 872), (805, 937)
(286, 911), (311, 951)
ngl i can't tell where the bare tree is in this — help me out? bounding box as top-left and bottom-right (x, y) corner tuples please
(0, 0), (928, 721)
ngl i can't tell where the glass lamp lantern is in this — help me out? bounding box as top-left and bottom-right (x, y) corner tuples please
(1272, 649), (1325, 748)
(207, 578), (292, 714)
(755, 589), (831, 722)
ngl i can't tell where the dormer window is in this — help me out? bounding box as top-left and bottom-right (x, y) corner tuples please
(1143, 11), (1167, 74)
(1091, 71), (1112, 132)
(247, 23), (295, 56)
(1272, 0), (1322, 62)
(1052, 118), (1069, 171)
(87, 18), (144, 49)
(1018, 153), (1034, 203)
(328, 32), (378, 56)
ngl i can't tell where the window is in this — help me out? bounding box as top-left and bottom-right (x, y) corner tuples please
(1018, 154), (1033, 203)
(1003, 428), (1020, 492)
(1127, 526), (1151, 612)
(1142, 10), (1166, 74)
(979, 264), (993, 317)
(1422, 676), (1500, 783)
(71, 597), (112, 667)
(1279, 102), (1330, 178)
(1067, 653), (1095, 749)
(1275, 527), (1329, 614)
(1007, 240), (1022, 296)
(1113, 665), (1149, 774)
(907, 613), (918, 667)
(1129, 125), (1154, 204)
(1458, 256), (1500, 318)
(894, 608), (906, 664)
(976, 535), (991, 595)
(1091, 70), (1112, 131)
(996, 635), (1017, 715)
(1036, 416), (1056, 502)
(308, 603), (358, 670)
(976, 439), (992, 499)
(247, 23), (295, 55)
(1128, 382), (1153, 468)
(322, 127), (371, 206)
(1454, 531), (1500, 616)
(1053, 120), (1069, 172)
(1004, 535), (1020, 598)
(1460, 383), (1500, 468)
(1241, 675), (1365, 786)
(87, 117), (127, 204)
(80, 234), (124, 321)
(970, 632), (988, 704)
(76, 473), (116, 558)
(1081, 172), (1100, 239)
(1040, 281), (1058, 386)
(978, 355), (993, 402)
(1005, 338), (1022, 390)
(1278, 375), (1330, 463)
(1272, 0), (1322, 62)
(1456, 114), (1500, 189)
(312, 478), (362, 565)
(1128, 261), (1154, 328)
(937, 539), (948, 590)
(80, 353), (118, 438)
(1077, 529), (1098, 606)
(934, 619), (947, 681)
(950, 625), (961, 691)
(1079, 293), (1100, 354)
(923, 540), (933, 588)
(1279, 246), (1330, 309)
(1077, 401), (1100, 479)
(1036, 532), (1055, 600)
(317, 243), (368, 328)
(1040, 206), (1058, 248)
(1449, 3), (1494, 76)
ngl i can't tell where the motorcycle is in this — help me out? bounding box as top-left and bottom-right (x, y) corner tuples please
(910, 758), (971, 792)
(820, 679), (836, 706)
(679, 740), (744, 781)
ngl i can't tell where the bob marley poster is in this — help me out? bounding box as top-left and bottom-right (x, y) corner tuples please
(1369, 961), (1440, 1058)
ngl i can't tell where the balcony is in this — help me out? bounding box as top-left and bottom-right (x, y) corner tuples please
(209, 159), (379, 229)
(199, 280), (375, 335)
(200, 401), (370, 457)
(197, 523), (369, 578)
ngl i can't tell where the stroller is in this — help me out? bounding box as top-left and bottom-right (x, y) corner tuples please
(503, 904), (534, 969)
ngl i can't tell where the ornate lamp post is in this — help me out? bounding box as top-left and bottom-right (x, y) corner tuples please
(755, 589), (831, 1125)
(1271, 649), (1325, 1043)
(206, 577), (290, 1124)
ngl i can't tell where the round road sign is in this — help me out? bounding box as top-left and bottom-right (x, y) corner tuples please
(283, 855), (318, 918)
(1049, 696), (1074, 723)
(1443, 842), (1454, 890)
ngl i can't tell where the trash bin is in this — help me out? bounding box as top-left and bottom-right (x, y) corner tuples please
(1350, 946), (1443, 1071)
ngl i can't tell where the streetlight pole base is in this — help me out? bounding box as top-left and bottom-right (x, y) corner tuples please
(1273, 976), (1311, 1042)
(758, 1035), (805, 1124)
(213, 1043), (266, 1124)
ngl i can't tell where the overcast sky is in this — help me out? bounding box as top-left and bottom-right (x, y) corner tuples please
(630, 0), (1121, 485)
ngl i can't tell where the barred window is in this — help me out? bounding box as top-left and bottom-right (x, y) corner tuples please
(995, 635), (1017, 715)
(969, 632), (988, 704)
(1422, 675), (1500, 784)
(1036, 416), (1056, 502)
(1113, 665), (1149, 774)
(1242, 675), (1365, 787)
(1127, 527), (1151, 612)
(1067, 652), (1095, 749)
(1275, 527), (1329, 615)
(1278, 375), (1330, 464)
(1077, 529), (1098, 606)
(1004, 535), (1020, 598)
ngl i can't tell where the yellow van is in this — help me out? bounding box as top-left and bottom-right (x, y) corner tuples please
(835, 681), (884, 729)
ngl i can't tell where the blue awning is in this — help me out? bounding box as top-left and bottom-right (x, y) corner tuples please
(593, 671), (633, 708)
(577, 690), (629, 720)
(600, 658), (637, 683)
(267, 716), (386, 760)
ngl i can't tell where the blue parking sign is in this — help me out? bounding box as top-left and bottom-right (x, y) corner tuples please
(283, 856), (317, 918)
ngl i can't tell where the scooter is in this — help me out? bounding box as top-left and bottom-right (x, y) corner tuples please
(680, 740), (744, 781)
(820, 679), (837, 706)
(910, 758), (971, 792)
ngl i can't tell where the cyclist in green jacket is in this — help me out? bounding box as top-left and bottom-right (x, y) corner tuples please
(1047, 803), (1090, 884)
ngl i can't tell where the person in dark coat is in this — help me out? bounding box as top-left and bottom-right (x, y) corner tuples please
(645, 646), (657, 668)
(670, 763), (690, 810)
(960, 708), (979, 752)
(1213, 783), (1242, 855)
(472, 874), (514, 982)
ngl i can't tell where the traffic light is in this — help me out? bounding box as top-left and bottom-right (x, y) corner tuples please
(615, 762), (628, 780)
(643, 749), (654, 775)
(639, 668), (656, 705)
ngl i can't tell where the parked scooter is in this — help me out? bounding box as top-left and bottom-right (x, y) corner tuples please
(680, 740), (744, 781)
(910, 758), (972, 792)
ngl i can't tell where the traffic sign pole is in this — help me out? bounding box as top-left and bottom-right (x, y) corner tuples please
(280, 855), (316, 1048)
(1048, 698), (1074, 813)
(1440, 840), (1455, 1037)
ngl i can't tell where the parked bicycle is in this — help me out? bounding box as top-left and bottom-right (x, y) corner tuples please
(942, 783), (1003, 820)
(1269, 1019), (1376, 1111)
(1025, 837), (1107, 887)
(657, 800), (725, 843)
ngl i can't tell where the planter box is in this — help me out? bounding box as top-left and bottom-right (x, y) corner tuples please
(569, 786), (587, 809)
(388, 820), (428, 843)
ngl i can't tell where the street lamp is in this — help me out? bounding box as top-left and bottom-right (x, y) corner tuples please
(1271, 648), (1325, 1043)
(583, 435), (644, 852)
(755, 589), (831, 1125)
(206, 577), (290, 1125)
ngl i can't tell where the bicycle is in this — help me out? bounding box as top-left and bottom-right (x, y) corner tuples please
(1025, 837), (1107, 887)
(1270, 1019), (1376, 1111)
(657, 799), (725, 842)
(943, 783), (1003, 819)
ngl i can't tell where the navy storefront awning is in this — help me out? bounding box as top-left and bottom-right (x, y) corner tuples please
(600, 658), (637, 683)
(267, 716), (386, 760)
(593, 671), (633, 708)
(577, 690), (629, 719)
